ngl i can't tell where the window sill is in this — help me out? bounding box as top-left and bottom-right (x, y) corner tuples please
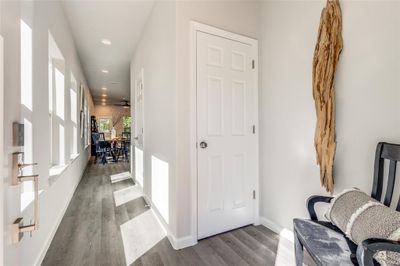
(21, 190), (44, 213)
(48, 148), (88, 185)
(70, 153), (80, 161)
(48, 164), (69, 186)
(49, 164), (68, 178)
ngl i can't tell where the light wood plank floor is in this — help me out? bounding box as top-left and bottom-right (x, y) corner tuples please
(42, 161), (288, 266)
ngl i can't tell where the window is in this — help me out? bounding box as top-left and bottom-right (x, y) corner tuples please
(122, 116), (132, 132)
(48, 32), (66, 167)
(99, 117), (111, 132)
(70, 74), (78, 158)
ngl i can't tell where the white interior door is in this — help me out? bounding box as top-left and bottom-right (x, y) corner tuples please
(3, 8), (40, 264)
(197, 30), (258, 239)
(134, 69), (144, 187)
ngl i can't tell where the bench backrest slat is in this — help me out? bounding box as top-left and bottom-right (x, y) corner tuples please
(371, 142), (400, 211)
(384, 160), (397, 206)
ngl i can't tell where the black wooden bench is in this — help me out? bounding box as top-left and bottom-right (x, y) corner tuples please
(293, 142), (400, 266)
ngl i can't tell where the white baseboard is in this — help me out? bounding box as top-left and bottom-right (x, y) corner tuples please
(141, 192), (196, 250)
(167, 233), (197, 250)
(34, 157), (89, 266)
(259, 216), (284, 235)
(259, 216), (294, 243)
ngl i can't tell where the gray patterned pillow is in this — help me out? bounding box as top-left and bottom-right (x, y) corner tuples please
(347, 203), (400, 266)
(327, 189), (400, 265)
(326, 188), (378, 232)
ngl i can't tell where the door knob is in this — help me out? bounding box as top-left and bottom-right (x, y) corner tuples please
(199, 141), (208, 149)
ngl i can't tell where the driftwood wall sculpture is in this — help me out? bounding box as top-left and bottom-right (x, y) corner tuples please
(313, 0), (343, 193)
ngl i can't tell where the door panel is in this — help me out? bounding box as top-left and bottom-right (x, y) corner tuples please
(207, 154), (224, 212)
(197, 31), (257, 239)
(207, 77), (223, 136)
(231, 80), (246, 135)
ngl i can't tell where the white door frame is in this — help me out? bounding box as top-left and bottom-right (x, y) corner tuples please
(133, 68), (144, 189)
(190, 21), (259, 243)
(0, 35), (4, 265)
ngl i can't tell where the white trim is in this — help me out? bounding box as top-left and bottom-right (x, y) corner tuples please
(168, 234), (197, 250)
(133, 68), (145, 188)
(34, 155), (90, 266)
(142, 192), (196, 250)
(190, 21), (259, 242)
(259, 216), (284, 235)
(48, 149), (84, 185)
(259, 216), (296, 245)
(0, 35), (4, 266)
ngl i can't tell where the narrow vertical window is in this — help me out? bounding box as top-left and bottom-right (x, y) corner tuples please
(21, 20), (32, 111)
(70, 74), (78, 157)
(48, 32), (65, 168)
(55, 68), (64, 120)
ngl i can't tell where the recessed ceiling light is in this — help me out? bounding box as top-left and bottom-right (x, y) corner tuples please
(101, 87), (107, 90)
(101, 69), (109, 74)
(102, 94), (107, 97)
(101, 39), (111, 45)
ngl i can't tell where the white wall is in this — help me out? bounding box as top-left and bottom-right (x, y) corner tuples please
(175, 0), (260, 240)
(130, 1), (178, 238)
(0, 1), (93, 265)
(131, 0), (260, 246)
(259, 0), (400, 231)
(131, 0), (400, 249)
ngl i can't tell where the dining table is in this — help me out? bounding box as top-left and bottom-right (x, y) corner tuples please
(105, 137), (128, 162)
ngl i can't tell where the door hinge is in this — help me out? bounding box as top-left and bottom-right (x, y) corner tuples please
(252, 60), (255, 69)
(252, 125), (256, 134)
(253, 190), (256, 199)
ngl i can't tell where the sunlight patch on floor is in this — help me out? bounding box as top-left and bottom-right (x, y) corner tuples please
(120, 210), (166, 265)
(113, 185), (143, 207)
(274, 228), (295, 266)
(110, 171), (131, 183)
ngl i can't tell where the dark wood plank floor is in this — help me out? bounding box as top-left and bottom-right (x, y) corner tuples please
(42, 161), (291, 266)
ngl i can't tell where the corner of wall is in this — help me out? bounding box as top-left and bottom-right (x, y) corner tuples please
(259, 216), (284, 235)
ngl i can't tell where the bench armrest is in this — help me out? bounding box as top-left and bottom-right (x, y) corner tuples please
(307, 195), (333, 221)
(357, 238), (400, 266)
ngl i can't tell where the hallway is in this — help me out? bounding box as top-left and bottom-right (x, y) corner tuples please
(42, 162), (282, 266)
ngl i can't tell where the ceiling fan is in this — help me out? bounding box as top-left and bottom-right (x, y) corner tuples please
(113, 100), (131, 108)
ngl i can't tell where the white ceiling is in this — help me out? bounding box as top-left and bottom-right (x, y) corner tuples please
(62, 0), (154, 105)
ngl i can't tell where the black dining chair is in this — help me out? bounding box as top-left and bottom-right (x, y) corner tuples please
(92, 132), (108, 164)
(122, 132), (131, 162)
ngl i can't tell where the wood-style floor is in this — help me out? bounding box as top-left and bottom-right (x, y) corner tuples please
(42, 161), (286, 266)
